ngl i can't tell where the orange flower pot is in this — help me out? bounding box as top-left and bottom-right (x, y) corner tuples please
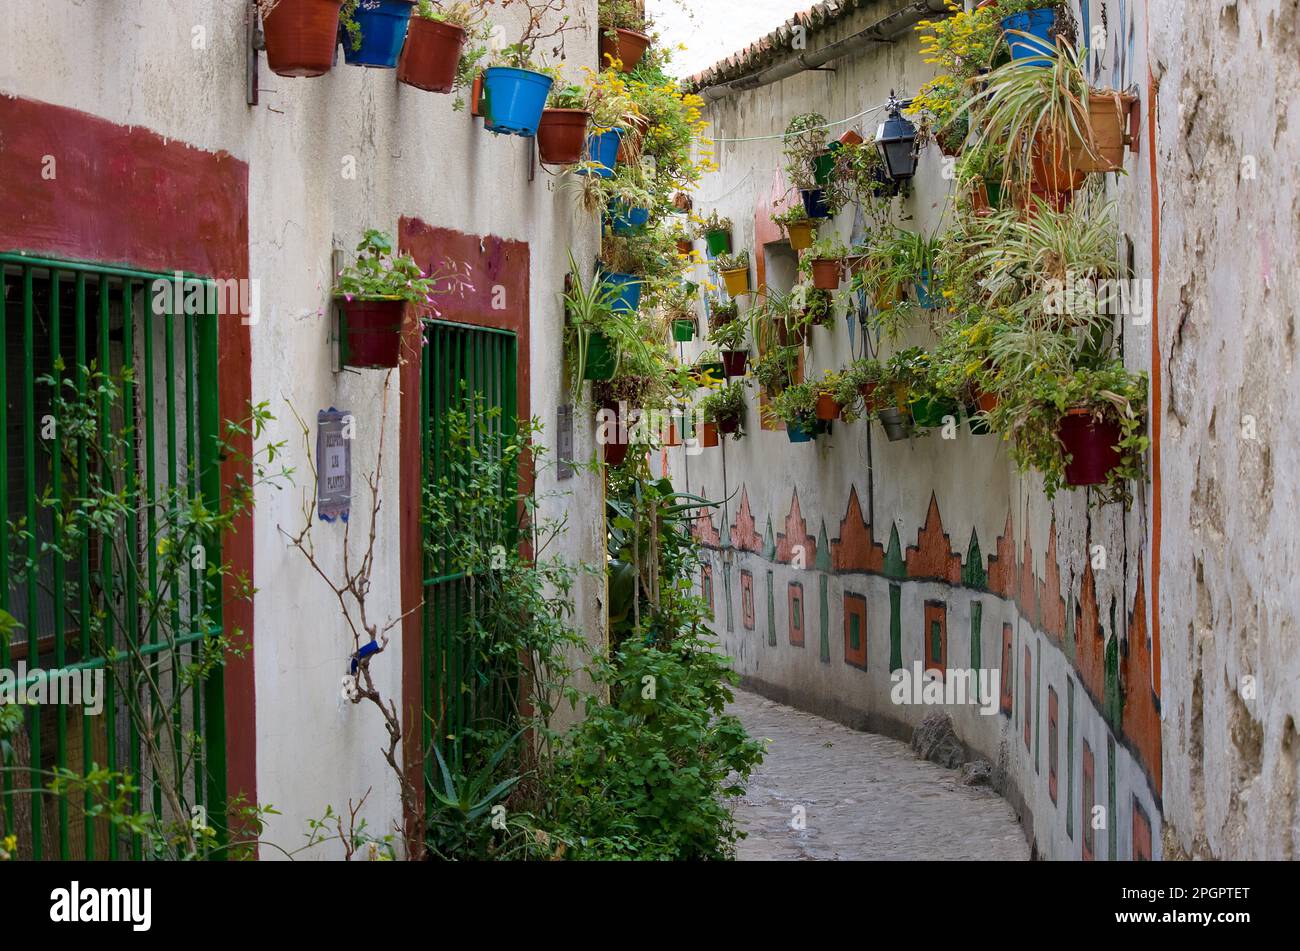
(700, 422), (720, 448)
(599, 27), (651, 72)
(816, 394), (840, 421)
(811, 258), (842, 290)
(1068, 92), (1138, 173)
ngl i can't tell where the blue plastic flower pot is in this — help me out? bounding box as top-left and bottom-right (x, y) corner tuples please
(607, 200), (650, 235)
(916, 269), (939, 310)
(1002, 8), (1057, 66)
(786, 418), (817, 443)
(600, 271), (642, 314)
(800, 187), (830, 220)
(577, 128), (623, 177)
(340, 0), (415, 69)
(481, 66), (554, 137)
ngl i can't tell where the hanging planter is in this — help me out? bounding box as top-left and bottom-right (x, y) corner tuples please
(815, 393), (840, 422)
(721, 349), (748, 378)
(583, 332), (616, 381)
(786, 416), (817, 443)
(672, 319), (696, 342)
(396, 14), (465, 91)
(721, 267), (749, 297)
(692, 361), (725, 386)
(599, 27), (651, 72)
(481, 66), (554, 136)
(718, 412), (742, 436)
(599, 271), (642, 313)
(1032, 127), (1086, 194)
(607, 200), (650, 235)
(800, 188), (831, 220)
(537, 108), (592, 164)
(1058, 409), (1124, 486)
(1002, 8), (1058, 67)
(340, 0), (416, 69)
(676, 238), (695, 255)
(338, 298), (405, 368)
(786, 220), (814, 251)
(700, 422), (720, 448)
(810, 258), (842, 291)
(877, 405), (912, 441)
(914, 269), (940, 310)
(704, 229), (731, 256)
(262, 0), (346, 78)
(859, 380), (880, 412)
(1069, 92), (1138, 173)
(577, 127), (623, 177)
(909, 395), (960, 428)
(812, 149), (837, 186)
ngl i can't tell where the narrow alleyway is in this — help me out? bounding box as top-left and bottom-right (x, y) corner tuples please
(727, 690), (1030, 861)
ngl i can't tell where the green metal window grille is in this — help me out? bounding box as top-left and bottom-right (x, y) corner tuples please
(849, 614), (861, 651)
(930, 620), (941, 664)
(420, 320), (517, 779)
(0, 253), (225, 860)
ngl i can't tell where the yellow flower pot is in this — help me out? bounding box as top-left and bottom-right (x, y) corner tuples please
(722, 267), (750, 297)
(786, 220), (814, 251)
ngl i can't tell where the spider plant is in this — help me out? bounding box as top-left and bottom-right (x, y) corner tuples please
(956, 37), (1095, 186)
(562, 251), (655, 404)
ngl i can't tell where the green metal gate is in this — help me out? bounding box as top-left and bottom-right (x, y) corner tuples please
(0, 253), (225, 860)
(420, 320), (518, 779)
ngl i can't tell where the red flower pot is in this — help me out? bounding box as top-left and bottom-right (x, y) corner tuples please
(338, 297), (406, 368)
(1058, 409), (1123, 486)
(263, 0), (345, 78)
(816, 393), (840, 421)
(397, 17), (466, 92)
(700, 422), (720, 448)
(811, 258), (842, 290)
(537, 108), (592, 164)
(605, 440), (629, 465)
(718, 414), (741, 436)
(599, 27), (651, 72)
(721, 350), (748, 378)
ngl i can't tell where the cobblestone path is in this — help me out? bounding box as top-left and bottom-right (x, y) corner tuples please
(728, 689), (1031, 861)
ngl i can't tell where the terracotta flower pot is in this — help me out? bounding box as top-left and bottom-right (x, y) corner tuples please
(676, 239), (694, 255)
(338, 297), (405, 368)
(263, 0), (345, 78)
(537, 108), (592, 164)
(816, 393), (840, 421)
(721, 350), (748, 378)
(700, 422), (720, 448)
(722, 267), (750, 297)
(469, 71), (484, 116)
(811, 258), (842, 291)
(599, 27), (651, 72)
(1032, 127), (1087, 194)
(859, 380), (879, 411)
(1068, 92), (1137, 173)
(786, 220), (814, 251)
(1058, 408), (1123, 486)
(397, 17), (466, 92)
(838, 129), (864, 146)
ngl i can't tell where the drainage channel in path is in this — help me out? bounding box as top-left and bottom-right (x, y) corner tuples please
(727, 689), (1030, 861)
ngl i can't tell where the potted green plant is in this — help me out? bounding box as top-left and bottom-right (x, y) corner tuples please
(562, 251), (652, 402)
(831, 358), (885, 423)
(823, 140), (898, 223)
(334, 229), (460, 369)
(774, 203), (816, 251)
(876, 347), (930, 440)
(479, 0), (573, 137)
(805, 235), (848, 291)
(537, 82), (592, 164)
(699, 380), (747, 438)
(752, 344), (800, 397)
(598, 0), (652, 72)
(770, 380), (822, 443)
(708, 317), (750, 377)
(783, 113), (831, 218)
(992, 362), (1148, 504)
(815, 370), (844, 421)
(698, 211), (733, 256)
(398, 1), (485, 93)
(690, 348), (726, 388)
(716, 249), (751, 297)
(707, 296), (739, 331)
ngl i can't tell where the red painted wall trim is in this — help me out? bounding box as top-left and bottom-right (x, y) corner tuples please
(396, 218), (532, 833)
(0, 96), (256, 823)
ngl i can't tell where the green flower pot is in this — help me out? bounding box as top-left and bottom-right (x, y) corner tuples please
(705, 229), (731, 256)
(672, 319), (696, 342)
(583, 332), (616, 381)
(813, 150), (836, 186)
